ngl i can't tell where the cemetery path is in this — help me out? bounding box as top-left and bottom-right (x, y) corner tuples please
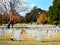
(0, 30), (60, 45)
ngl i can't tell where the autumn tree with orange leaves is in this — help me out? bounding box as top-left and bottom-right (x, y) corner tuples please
(37, 12), (48, 24)
(0, 0), (28, 29)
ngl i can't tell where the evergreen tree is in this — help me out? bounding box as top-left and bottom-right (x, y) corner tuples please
(46, 0), (60, 25)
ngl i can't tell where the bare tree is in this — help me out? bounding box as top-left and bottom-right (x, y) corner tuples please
(0, 0), (28, 29)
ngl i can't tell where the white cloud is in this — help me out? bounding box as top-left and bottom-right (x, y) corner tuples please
(31, 4), (36, 8)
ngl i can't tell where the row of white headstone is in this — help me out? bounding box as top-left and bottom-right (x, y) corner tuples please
(0, 28), (21, 40)
(0, 27), (60, 41)
(24, 27), (60, 42)
(0, 28), (13, 36)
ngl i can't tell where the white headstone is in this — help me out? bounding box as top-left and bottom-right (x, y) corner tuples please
(13, 30), (21, 40)
(42, 29), (47, 36)
(0, 29), (2, 36)
(5, 29), (13, 35)
(48, 30), (53, 38)
(58, 31), (60, 34)
(37, 31), (43, 42)
(0, 29), (4, 36)
(32, 30), (37, 37)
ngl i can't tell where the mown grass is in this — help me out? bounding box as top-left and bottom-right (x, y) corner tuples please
(0, 31), (60, 45)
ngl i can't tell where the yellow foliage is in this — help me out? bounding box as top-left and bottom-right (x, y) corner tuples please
(37, 12), (47, 23)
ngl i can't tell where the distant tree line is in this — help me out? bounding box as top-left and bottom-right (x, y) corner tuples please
(1, 0), (59, 27)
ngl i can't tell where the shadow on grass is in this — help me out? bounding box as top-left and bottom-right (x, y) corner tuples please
(40, 40), (60, 42)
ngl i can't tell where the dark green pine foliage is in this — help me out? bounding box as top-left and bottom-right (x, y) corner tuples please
(46, 0), (60, 25)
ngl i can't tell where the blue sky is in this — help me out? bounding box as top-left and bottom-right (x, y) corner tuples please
(20, 0), (53, 16)
(26, 0), (53, 10)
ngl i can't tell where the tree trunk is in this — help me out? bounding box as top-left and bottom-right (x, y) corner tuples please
(7, 23), (10, 29)
(11, 24), (14, 28)
(7, 20), (11, 29)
